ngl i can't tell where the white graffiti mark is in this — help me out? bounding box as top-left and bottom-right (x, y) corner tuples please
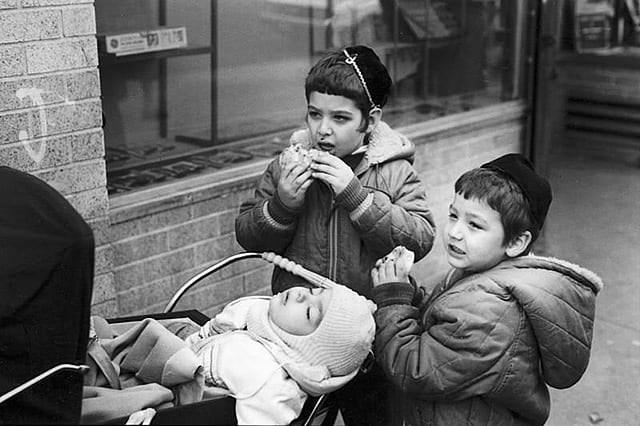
(16, 87), (49, 164)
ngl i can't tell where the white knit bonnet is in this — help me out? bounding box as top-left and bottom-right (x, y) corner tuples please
(246, 283), (376, 377)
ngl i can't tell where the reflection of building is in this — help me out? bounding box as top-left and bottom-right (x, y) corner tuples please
(1, 0), (638, 318)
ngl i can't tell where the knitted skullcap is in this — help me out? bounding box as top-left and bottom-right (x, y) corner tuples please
(343, 45), (392, 108)
(481, 153), (552, 233)
(246, 283), (376, 377)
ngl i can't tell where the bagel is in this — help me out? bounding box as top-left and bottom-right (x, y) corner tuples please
(279, 143), (320, 170)
(381, 246), (415, 271)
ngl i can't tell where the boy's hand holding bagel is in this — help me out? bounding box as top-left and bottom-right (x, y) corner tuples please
(276, 134), (321, 209)
(371, 246), (415, 286)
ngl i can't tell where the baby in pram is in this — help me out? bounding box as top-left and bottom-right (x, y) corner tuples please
(184, 280), (376, 425)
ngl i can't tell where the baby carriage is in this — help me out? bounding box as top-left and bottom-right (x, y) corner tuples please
(1, 252), (373, 425)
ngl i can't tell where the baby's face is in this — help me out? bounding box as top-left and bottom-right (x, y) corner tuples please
(268, 286), (332, 336)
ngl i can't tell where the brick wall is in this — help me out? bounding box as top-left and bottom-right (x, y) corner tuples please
(0, 1), (529, 320)
(109, 105), (526, 319)
(0, 0), (112, 313)
(109, 180), (271, 318)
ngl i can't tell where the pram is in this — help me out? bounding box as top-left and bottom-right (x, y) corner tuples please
(1, 252), (372, 425)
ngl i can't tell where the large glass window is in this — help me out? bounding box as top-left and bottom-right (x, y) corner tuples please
(618, 0), (640, 46)
(97, 0), (529, 195)
(563, 0), (640, 51)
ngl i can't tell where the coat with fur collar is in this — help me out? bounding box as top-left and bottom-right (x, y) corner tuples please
(372, 255), (603, 426)
(235, 121), (436, 298)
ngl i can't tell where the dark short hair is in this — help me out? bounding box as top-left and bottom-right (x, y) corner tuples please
(454, 167), (538, 254)
(305, 46), (392, 130)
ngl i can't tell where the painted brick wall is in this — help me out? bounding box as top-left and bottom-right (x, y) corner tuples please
(109, 181), (267, 318)
(109, 110), (525, 319)
(0, 0), (112, 314)
(0, 1), (528, 320)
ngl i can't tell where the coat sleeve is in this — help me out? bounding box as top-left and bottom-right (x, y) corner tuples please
(372, 281), (522, 401)
(234, 160), (298, 253)
(344, 160), (436, 262)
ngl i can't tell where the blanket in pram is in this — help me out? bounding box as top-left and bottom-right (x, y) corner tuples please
(81, 316), (205, 424)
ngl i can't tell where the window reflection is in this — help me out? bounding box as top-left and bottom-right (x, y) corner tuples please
(97, 0), (526, 195)
(564, 0), (640, 51)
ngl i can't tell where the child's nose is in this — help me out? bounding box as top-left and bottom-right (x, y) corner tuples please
(448, 222), (463, 240)
(318, 119), (332, 135)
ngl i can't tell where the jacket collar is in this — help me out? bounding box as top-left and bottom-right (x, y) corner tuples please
(497, 254), (604, 293)
(360, 121), (415, 167)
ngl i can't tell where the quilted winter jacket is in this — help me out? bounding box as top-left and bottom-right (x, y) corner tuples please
(235, 122), (436, 298)
(372, 255), (603, 426)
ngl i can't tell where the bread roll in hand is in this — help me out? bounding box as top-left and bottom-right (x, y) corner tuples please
(378, 246), (415, 272)
(279, 143), (320, 170)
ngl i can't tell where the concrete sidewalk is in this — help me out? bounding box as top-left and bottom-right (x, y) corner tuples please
(541, 150), (640, 426)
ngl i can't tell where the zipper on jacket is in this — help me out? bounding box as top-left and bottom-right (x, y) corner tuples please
(328, 208), (339, 281)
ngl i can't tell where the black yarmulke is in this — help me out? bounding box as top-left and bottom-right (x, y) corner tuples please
(481, 153), (552, 232)
(344, 45), (392, 108)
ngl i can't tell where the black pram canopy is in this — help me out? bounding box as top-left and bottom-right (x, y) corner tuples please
(0, 166), (95, 424)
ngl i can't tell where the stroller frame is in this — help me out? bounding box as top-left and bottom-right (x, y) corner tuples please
(0, 252), (343, 425)
(159, 251), (339, 426)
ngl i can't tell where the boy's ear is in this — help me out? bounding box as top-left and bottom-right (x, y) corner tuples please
(366, 108), (382, 133)
(505, 231), (532, 258)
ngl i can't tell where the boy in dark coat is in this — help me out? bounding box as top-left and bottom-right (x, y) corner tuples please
(235, 45), (435, 299)
(235, 45), (436, 425)
(371, 154), (603, 425)
(0, 167), (95, 424)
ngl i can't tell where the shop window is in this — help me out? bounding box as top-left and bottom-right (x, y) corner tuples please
(619, 0), (640, 46)
(97, 0), (529, 195)
(564, 0), (640, 52)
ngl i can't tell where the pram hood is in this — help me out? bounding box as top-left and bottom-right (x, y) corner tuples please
(0, 166), (94, 318)
(0, 166), (95, 424)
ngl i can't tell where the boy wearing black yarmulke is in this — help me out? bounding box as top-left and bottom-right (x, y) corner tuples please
(236, 46), (436, 425)
(371, 153), (603, 425)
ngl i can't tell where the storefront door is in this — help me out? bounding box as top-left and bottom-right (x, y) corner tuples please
(528, 0), (565, 177)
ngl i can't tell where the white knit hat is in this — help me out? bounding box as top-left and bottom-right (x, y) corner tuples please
(246, 283), (376, 377)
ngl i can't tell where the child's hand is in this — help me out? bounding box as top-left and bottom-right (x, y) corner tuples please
(277, 162), (313, 209)
(371, 246), (415, 287)
(310, 151), (355, 195)
(126, 408), (156, 425)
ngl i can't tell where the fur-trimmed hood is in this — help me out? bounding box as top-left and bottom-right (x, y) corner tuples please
(455, 254), (603, 389)
(361, 120), (416, 166)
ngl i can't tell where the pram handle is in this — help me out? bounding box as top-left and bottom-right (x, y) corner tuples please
(156, 253), (351, 426)
(261, 252), (340, 289)
(0, 363), (89, 405)
(163, 252), (338, 313)
(164, 252), (263, 313)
